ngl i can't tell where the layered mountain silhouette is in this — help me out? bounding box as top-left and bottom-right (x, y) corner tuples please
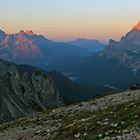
(1, 21), (140, 92)
(47, 21), (140, 90)
(18, 64), (101, 105)
(0, 30), (91, 65)
(0, 58), (104, 122)
(68, 38), (105, 52)
(80, 21), (140, 88)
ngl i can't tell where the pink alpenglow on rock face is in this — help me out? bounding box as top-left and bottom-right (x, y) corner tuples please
(133, 21), (140, 30)
(26, 30), (34, 36)
(0, 30), (42, 60)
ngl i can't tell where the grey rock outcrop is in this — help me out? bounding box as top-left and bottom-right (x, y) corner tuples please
(0, 61), (64, 122)
(102, 22), (140, 73)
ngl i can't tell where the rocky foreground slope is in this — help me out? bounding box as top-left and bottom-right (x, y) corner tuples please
(0, 90), (139, 140)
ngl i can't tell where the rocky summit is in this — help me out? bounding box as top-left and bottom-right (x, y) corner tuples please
(0, 30), (42, 60)
(0, 89), (139, 140)
(102, 21), (140, 73)
(0, 59), (64, 122)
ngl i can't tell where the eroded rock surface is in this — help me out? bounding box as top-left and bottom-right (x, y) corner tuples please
(0, 60), (64, 122)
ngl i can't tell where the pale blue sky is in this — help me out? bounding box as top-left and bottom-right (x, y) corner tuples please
(0, 0), (140, 42)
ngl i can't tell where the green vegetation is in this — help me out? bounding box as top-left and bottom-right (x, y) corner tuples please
(0, 98), (139, 140)
(54, 99), (140, 140)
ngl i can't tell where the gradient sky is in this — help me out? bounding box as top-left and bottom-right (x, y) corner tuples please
(0, 0), (140, 42)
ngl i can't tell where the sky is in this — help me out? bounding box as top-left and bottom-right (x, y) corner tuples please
(0, 0), (140, 42)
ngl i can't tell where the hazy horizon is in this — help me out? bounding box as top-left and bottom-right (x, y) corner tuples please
(0, 0), (140, 42)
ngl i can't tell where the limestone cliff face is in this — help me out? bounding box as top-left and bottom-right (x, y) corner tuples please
(0, 61), (64, 122)
(101, 22), (140, 73)
(0, 30), (42, 60)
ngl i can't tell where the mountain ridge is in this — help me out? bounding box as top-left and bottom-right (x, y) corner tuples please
(0, 59), (64, 122)
(102, 21), (140, 73)
(68, 38), (105, 52)
(47, 21), (140, 91)
(133, 21), (140, 30)
(0, 30), (91, 65)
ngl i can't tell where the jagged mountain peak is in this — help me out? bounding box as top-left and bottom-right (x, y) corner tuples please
(102, 21), (140, 73)
(19, 30), (25, 34)
(0, 29), (91, 63)
(105, 21), (140, 50)
(0, 29), (6, 43)
(133, 21), (140, 30)
(0, 29), (5, 34)
(0, 30), (42, 60)
(0, 29), (6, 39)
(18, 30), (34, 36)
(108, 39), (118, 45)
(26, 30), (34, 35)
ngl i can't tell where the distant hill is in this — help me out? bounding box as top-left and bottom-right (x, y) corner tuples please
(68, 38), (105, 52)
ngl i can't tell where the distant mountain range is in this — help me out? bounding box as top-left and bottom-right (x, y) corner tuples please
(0, 29), (114, 107)
(68, 38), (105, 52)
(76, 21), (140, 88)
(47, 21), (140, 90)
(1, 21), (140, 125)
(0, 30), (95, 66)
(1, 22), (140, 93)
